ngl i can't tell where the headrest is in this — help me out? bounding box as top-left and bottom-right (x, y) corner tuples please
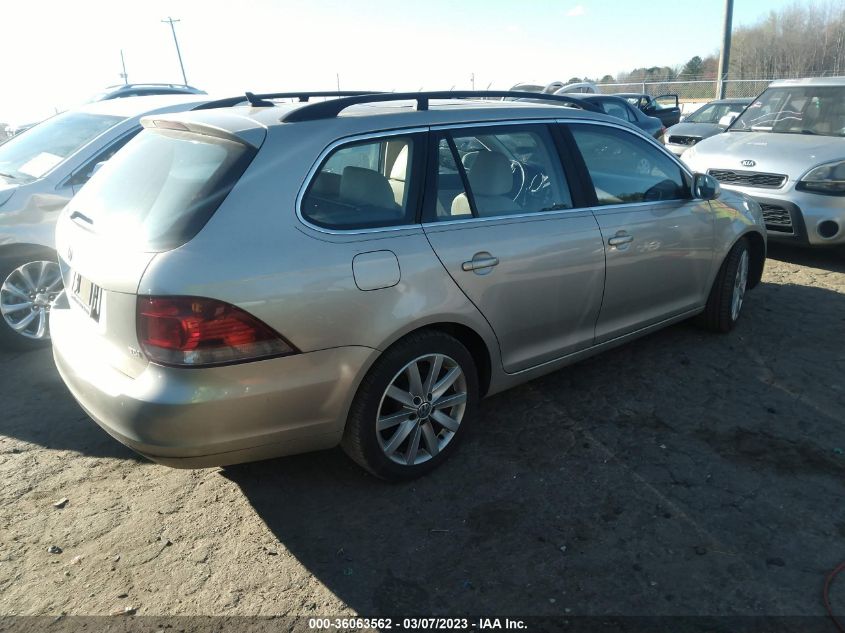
(340, 166), (396, 208)
(390, 145), (409, 182)
(467, 151), (513, 196)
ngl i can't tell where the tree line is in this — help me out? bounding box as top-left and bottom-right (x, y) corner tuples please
(567, 1), (845, 85)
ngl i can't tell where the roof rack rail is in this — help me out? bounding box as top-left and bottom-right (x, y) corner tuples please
(193, 91), (384, 111)
(280, 90), (602, 123)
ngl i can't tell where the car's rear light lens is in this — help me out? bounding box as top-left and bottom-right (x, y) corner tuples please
(137, 296), (297, 367)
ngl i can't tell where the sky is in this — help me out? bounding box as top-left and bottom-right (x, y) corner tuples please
(1, 0), (805, 125)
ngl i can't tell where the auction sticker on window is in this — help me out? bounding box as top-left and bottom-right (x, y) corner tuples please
(18, 152), (63, 178)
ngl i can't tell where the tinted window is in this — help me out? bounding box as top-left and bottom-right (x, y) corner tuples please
(428, 125), (572, 221)
(570, 124), (688, 205)
(65, 128), (254, 251)
(600, 100), (633, 122)
(0, 112), (122, 184)
(301, 136), (415, 230)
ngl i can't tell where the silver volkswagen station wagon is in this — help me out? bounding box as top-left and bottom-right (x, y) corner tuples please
(51, 91), (767, 480)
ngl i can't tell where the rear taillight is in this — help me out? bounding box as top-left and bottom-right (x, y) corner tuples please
(137, 296), (296, 367)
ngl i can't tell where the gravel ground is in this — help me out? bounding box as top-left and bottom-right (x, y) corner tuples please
(0, 244), (843, 620)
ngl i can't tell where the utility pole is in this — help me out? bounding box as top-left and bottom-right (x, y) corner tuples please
(471, 72), (475, 90)
(336, 73), (340, 91)
(716, 0), (734, 99)
(119, 49), (128, 84)
(161, 17), (188, 85)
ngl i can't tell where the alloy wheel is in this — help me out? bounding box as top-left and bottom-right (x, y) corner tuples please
(376, 353), (468, 466)
(0, 261), (62, 340)
(731, 249), (749, 321)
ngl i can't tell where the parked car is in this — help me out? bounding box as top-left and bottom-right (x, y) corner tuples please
(664, 98), (752, 156)
(0, 94), (215, 349)
(556, 93), (665, 139)
(509, 81), (597, 95)
(86, 83), (207, 102)
(616, 93), (681, 127)
(682, 77), (845, 246)
(51, 90), (766, 480)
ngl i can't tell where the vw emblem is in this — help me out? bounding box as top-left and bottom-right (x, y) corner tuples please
(741, 159), (756, 167)
(66, 246), (73, 262)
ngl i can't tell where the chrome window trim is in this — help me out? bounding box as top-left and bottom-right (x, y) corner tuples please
(422, 207), (596, 230)
(295, 116), (698, 235)
(295, 126), (428, 236)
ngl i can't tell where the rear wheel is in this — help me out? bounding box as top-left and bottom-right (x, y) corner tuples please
(0, 254), (62, 350)
(697, 238), (750, 333)
(341, 330), (478, 480)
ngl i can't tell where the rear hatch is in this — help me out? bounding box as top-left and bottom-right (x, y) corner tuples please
(54, 120), (261, 378)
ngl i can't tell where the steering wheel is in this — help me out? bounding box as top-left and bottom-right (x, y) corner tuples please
(510, 160), (526, 201)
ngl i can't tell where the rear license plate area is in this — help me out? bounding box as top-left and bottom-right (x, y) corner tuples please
(71, 271), (102, 320)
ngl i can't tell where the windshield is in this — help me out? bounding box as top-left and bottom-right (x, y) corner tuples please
(686, 102), (748, 124)
(67, 128), (255, 251)
(0, 112), (122, 184)
(730, 86), (845, 136)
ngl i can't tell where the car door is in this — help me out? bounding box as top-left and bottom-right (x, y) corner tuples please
(422, 123), (606, 373)
(566, 122), (715, 343)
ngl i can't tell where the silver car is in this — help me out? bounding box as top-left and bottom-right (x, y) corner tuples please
(51, 91), (766, 480)
(664, 98), (752, 156)
(0, 94), (214, 349)
(683, 78), (845, 246)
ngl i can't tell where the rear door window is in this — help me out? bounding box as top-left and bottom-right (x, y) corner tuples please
(426, 124), (573, 221)
(301, 135), (418, 230)
(569, 124), (689, 205)
(64, 128), (255, 251)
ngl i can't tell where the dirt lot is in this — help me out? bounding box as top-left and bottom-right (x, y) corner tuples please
(0, 244), (844, 621)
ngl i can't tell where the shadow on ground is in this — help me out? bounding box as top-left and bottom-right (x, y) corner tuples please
(224, 280), (845, 616)
(0, 347), (139, 460)
(767, 242), (845, 273)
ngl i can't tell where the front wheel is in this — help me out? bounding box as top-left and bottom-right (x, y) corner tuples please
(0, 255), (63, 350)
(341, 330), (479, 480)
(697, 238), (750, 333)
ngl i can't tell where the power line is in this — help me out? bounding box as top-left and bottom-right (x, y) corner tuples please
(161, 16), (188, 85)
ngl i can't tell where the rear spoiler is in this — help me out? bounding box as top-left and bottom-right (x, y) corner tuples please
(139, 116), (266, 149)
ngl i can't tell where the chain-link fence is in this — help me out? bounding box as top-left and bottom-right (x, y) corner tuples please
(596, 79), (772, 109)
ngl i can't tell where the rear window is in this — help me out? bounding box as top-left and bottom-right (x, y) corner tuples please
(66, 128), (254, 251)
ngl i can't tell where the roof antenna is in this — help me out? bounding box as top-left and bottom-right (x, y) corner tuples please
(245, 92), (274, 107)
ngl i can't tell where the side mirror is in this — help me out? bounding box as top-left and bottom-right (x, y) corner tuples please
(693, 173), (720, 200)
(718, 113), (738, 127)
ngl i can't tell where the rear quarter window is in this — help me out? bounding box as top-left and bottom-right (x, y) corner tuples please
(300, 135), (418, 230)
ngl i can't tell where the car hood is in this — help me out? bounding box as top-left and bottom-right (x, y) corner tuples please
(685, 131), (845, 181)
(666, 121), (724, 138)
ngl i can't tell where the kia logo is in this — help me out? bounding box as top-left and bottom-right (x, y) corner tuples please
(66, 247), (73, 262)
(741, 159), (756, 167)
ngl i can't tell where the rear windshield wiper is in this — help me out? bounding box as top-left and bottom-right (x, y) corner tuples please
(70, 211), (94, 225)
(0, 171), (17, 180)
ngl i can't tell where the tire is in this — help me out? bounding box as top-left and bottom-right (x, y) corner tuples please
(697, 237), (750, 333)
(0, 252), (63, 351)
(341, 330), (479, 481)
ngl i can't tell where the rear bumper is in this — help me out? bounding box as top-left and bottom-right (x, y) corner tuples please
(51, 305), (378, 468)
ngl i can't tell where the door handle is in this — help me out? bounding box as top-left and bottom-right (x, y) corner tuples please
(608, 233), (634, 247)
(462, 255), (499, 272)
